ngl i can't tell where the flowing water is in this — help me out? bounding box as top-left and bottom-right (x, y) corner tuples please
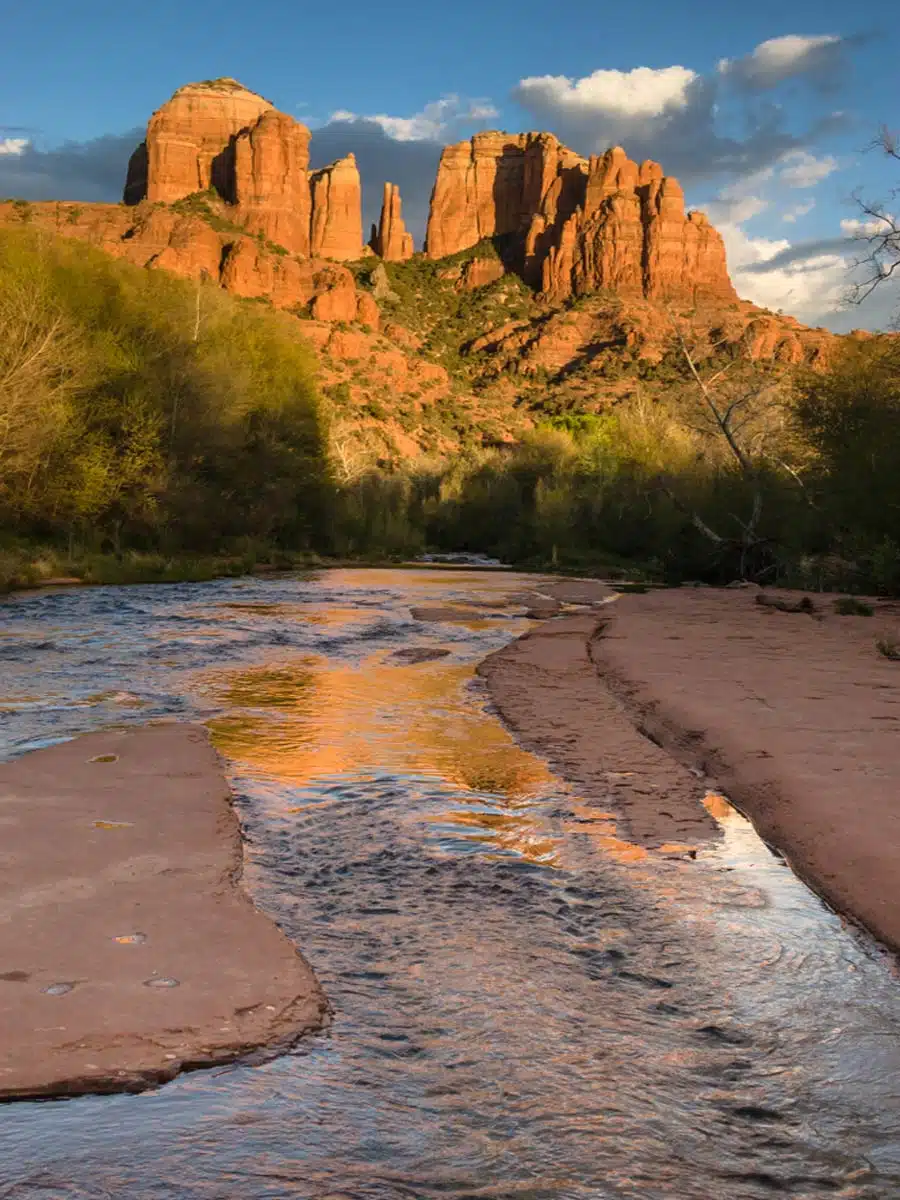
(0, 568), (898, 1200)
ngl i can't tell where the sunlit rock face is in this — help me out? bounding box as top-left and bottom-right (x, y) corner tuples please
(127, 79), (274, 206)
(309, 153), (365, 262)
(370, 182), (414, 262)
(425, 136), (736, 305)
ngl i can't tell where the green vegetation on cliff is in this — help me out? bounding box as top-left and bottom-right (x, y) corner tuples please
(2, 226), (899, 595)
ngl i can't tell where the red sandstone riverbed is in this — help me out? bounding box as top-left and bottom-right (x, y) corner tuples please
(483, 582), (900, 953)
(0, 723), (327, 1099)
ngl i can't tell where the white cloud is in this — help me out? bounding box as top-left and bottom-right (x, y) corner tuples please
(719, 34), (843, 89)
(778, 150), (837, 188)
(511, 35), (855, 185)
(726, 224), (847, 316)
(513, 65), (697, 119)
(329, 95), (498, 142)
(840, 214), (894, 236)
(0, 138), (29, 156)
(783, 200), (815, 222)
(702, 167), (849, 318)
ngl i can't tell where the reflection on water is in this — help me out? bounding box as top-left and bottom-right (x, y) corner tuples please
(0, 569), (899, 1199)
(204, 655), (556, 801)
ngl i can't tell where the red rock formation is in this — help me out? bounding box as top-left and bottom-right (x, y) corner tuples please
(460, 257), (506, 290)
(309, 154), (364, 261)
(234, 109), (311, 256)
(370, 183), (414, 261)
(426, 136), (736, 305)
(425, 131), (585, 260)
(309, 266), (361, 321)
(356, 291), (381, 329)
(132, 80), (274, 205)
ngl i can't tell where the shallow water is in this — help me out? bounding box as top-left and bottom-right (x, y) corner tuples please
(1, 568), (898, 1199)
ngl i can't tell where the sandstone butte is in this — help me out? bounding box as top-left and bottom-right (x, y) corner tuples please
(0, 76), (855, 371)
(425, 132), (735, 306)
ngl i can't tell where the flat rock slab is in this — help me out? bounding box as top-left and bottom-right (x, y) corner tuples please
(479, 614), (719, 849)
(411, 605), (512, 622)
(596, 589), (900, 952)
(0, 723), (327, 1099)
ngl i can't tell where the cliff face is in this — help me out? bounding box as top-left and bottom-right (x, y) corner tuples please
(122, 82), (735, 304)
(424, 132), (585, 262)
(309, 154), (364, 261)
(124, 79), (360, 261)
(7, 73), (849, 417)
(425, 137), (735, 305)
(127, 80), (274, 206)
(234, 109), (312, 257)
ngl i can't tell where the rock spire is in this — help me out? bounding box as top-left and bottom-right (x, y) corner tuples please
(370, 182), (414, 261)
(309, 154), (365, 261)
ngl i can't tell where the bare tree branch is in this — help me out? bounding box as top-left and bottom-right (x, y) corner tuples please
(847, 128), (900, 308)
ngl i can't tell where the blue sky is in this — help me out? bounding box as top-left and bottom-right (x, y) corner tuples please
(1, 0), (898, 329)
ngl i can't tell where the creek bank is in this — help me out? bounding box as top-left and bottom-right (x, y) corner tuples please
(482, 580), (900, 954)
(478, 609), (721, 848)
(593, 587), (900, 954)
(0, 723), (327, 1100)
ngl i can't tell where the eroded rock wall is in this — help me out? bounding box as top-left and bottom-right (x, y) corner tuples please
(425, 137), (736, 304)
(309, 154), (364, 262)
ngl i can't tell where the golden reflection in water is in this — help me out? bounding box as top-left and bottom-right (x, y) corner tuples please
(217, 662), (318, 709)
(565, 799), (651, 866)
(206, 654), (556, 802)
(208, 602), (378, 628)
(429, 807), (560, 865)
(203, 641), (709, 874)
(703, 791), (737, 823)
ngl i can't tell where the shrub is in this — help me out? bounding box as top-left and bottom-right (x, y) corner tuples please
(0, 226), (331, 556)
(834, 597), (874, 616)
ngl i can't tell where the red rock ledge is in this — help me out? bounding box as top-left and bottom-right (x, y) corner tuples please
(0, 723), (327, 1099)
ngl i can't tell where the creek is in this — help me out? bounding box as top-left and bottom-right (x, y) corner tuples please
(0, 568), (898, 1199)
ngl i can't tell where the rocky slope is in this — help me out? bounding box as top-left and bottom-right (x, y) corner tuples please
(0, 76), (868, 464)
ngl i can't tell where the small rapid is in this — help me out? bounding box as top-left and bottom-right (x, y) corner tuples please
(0, 568), (898, 1199)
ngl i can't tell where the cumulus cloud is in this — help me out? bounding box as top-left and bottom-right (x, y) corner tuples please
(701, 187), (898, 331)
(0, 131), (140, 202)
(511, 34), (852, 187)
(0, 137), (29, 156)
(328, 94), (498, 143)
(718, 34), (846, 90)
(721, 223), (850, 318)
(699, 160), (858, 323)
(514, 66), (696, 120)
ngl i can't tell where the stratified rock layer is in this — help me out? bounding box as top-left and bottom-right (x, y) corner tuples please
(425, 132), (586, 262)
(370, 183), (414, 261)
(234, 109), (312, 256)
(426, 136), (735, 304)
(310, 154), (364, 261)
(134, 80), (274, 205)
